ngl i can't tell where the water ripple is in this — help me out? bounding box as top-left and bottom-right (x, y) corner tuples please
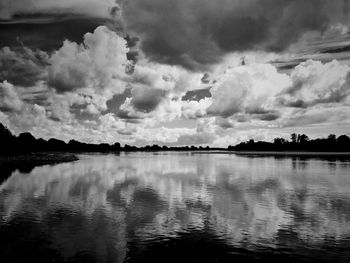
(0, 153), (350, 262)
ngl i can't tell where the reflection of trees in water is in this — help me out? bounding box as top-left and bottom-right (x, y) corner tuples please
(292, 157), (309, 171)
(1, 153), (350, 261)
(0, 163), (36, 184)
(291, 156), (350, 172)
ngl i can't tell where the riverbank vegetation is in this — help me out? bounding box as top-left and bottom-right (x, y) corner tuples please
(1, 123), (349, 154)
(229, 133), (350, 152)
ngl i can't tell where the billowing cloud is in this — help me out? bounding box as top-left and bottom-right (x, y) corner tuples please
(207, 63), (291, 118)
(0, 81), (23, 112)
(1, 24), (133, 116)
(181, 98), (211, 119)
(48, 26), (130, 93)
(278, 60), (350, 107)
(118, 61), (204, 116)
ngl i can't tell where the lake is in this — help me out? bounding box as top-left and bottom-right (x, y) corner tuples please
(1, 152), (350, 262)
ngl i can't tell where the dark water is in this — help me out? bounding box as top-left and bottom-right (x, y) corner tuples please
(1, 153), (350, 263)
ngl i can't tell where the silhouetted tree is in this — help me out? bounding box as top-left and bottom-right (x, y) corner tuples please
(0, 123), (15, 154)
(113, 142), (121, 150)
(274, 138), (287, 144)
(328, 134), (337, 141)
(299, 134), (309, 144)
(18, 132), (36, 144)
(338, 135), (350, 144)
(248, 139), (255, 144)
(0, 123), (12, 139)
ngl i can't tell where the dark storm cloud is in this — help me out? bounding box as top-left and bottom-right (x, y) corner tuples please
(181, 88), (211, 102)
(321, 45), (350, 54)
(0, 0), (116, 19)
(215, 118), (235, 129)
(131, 87), (166, 113)
(271, 58), (306, 72)
(124, 35), (140, 48)
(116, 110), (142, 122)
(254, 111), (281, 121)
(201, 73), (211, 84)
(0, 15), (112, 51)
(0, 46), (49, 87)
(0, 0), (122, 51)
(105, 89), (132, 114)
(122, 0), (348, 69)
(124, 35), (140, 66)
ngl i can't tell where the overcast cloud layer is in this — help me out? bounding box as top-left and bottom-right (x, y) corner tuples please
(122, 0), (350, 68)
(0, 0), (350, 146)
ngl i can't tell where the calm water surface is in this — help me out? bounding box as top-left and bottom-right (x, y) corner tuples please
(1, 152), (350, 262)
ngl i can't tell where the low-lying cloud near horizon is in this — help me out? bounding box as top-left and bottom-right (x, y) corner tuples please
(0, 0), (350, 147)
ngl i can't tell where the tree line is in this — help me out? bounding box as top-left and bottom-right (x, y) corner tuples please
(0, 123), (121, 154)
(1, 123), (349, 154)
(229, 133), (350, 152)
(0, 123), (221, 155)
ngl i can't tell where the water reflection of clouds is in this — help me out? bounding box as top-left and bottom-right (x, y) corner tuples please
(1, 153), (350, 255)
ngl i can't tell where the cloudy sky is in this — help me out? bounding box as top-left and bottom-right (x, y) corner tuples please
(0, 0), (350, 147)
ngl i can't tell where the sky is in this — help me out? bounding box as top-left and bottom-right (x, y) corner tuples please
(0, 0), (350, 147)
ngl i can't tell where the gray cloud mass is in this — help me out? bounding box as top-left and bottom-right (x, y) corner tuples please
(0, 47), (49, 87)
(122, 0), (349, 69)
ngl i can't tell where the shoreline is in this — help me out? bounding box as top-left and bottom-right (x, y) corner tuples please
(0, 152), (79, 166)
(0, 152), (79, 183)
(191, 150), (350, 157)
(231, 151), (350, 157)
(1, 151), (350, 163)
